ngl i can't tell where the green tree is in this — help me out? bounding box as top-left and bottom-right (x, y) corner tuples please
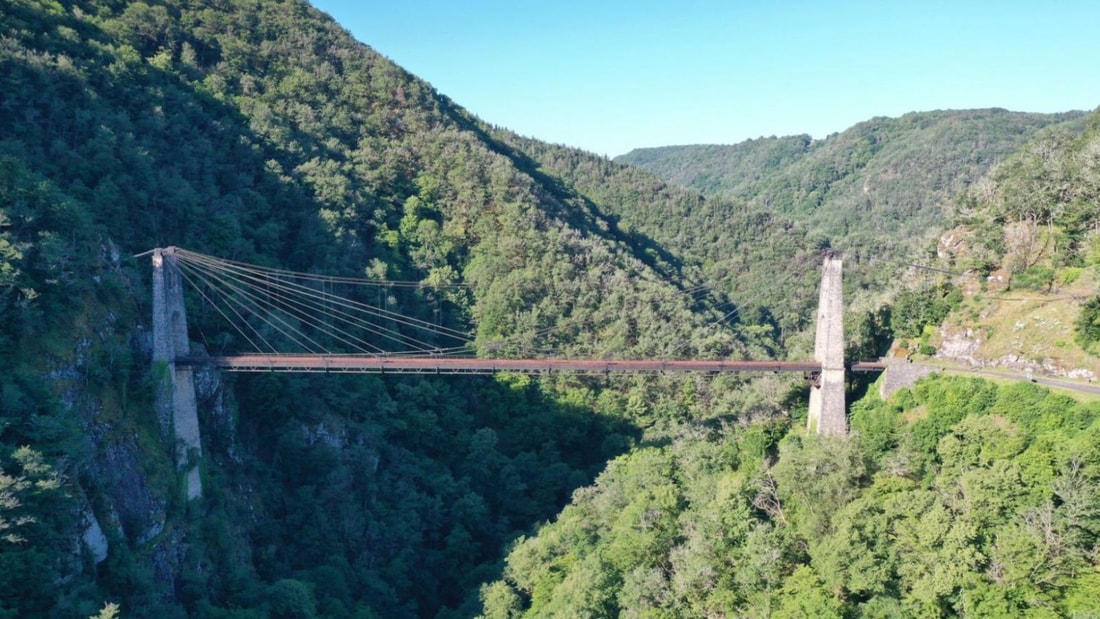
(477, 581), (524, 619)
(1074, 295), (1100, 353)
(889, 285), (960, 340)
(772, 566), (844, 619)
(267, 579), (318, 619)
(771, 435), (866, 539)
(89, 602), (121, 619)
(0, 447), (59, 545)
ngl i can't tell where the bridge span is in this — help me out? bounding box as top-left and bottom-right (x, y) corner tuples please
(153, 247), (871, 500)
(180, 354), (886, 374)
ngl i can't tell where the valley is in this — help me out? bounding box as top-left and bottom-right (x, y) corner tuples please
(1, 1), (1099, 617)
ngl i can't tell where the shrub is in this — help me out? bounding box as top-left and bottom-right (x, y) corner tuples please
(1058, 266), (1083, 286)
(1011, 265), (1055, 291)
(890, 285), (960, 339)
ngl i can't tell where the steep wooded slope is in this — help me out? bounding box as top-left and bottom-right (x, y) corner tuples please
(496, 136), (831, 354)
(501, 135), (919, 367)
(925, 108), (1100, 375)
(618, 109), (1083, 249)
(481, 376), (1100, 617)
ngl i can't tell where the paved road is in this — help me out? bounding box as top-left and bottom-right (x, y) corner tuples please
(962, 367), (1100, 397)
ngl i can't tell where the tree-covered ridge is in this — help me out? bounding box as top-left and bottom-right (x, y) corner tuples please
(493, 135), (835, 358)
(499, 134), (916, 367)
(951, 108), (1100, 276)
(617, 109), (1083, 249)
(481, 376), (1100, 617)
(0, 0), (755, 361)
(614, 135), (815, 196)
(602, 111), (1089, 363)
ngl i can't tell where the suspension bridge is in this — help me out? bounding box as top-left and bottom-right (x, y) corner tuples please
(149, 246), (881, 499)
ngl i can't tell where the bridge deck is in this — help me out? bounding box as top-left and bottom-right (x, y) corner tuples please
(178, 355), (886, 375)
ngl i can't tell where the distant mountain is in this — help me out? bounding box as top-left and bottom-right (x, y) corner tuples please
(617, 109), (1085, 250)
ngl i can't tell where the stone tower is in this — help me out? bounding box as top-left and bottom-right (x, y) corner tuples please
(807, 256), (846, 436)
(152, 247), (202, 500)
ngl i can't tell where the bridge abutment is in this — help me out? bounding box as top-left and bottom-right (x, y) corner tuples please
(807, 256), (847, 436)
(152, 247), (203, 500)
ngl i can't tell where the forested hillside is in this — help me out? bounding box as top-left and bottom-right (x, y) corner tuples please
(491, 135), (830, 357)
(2, 0), (1099, 618)
(480, 376), (1100, 617)
(523, 111), (1086, 361)
(925, 108), (1100, 375)
(618, 110), (1083, 253)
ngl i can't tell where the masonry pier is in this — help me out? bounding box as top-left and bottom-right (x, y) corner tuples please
(807, 256), (847, 436)
(152, 247), (202, 500)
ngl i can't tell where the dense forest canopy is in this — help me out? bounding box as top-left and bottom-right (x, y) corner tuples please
(950, 110), (1100, 276)
(1, 0), (1098, 617)
(480, 376), (1100, 617)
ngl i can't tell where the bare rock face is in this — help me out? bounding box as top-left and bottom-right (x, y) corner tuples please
(937, 326), (983, 366)
(194, 358), (241, 464)
(80, 507), (109, 565)
(1067, 367), (1098, 380)
(937, 226), (969, 262)
(936, 323), (1098, 380)
(86, 429), (168, 545)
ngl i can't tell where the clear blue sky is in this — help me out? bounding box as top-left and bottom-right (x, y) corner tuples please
(309, 0), (1100, 158)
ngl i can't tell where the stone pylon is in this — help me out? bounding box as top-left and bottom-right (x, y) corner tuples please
(152, 247), (202, 500)
(807, 256), (847, 436)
